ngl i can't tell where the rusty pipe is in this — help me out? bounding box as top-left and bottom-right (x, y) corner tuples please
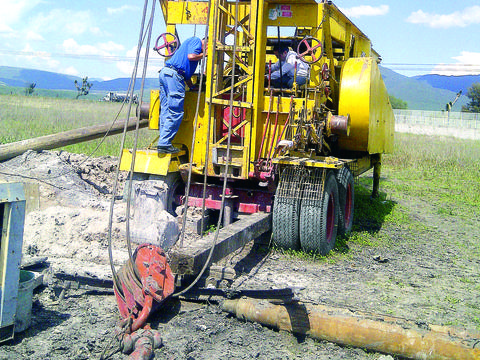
(0, 117), (149, 162)
(222, 298), (480, 360)
(137, 102), (151, 120)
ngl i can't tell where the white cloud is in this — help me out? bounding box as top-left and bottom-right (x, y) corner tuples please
(62, 66), (80, 76)
(340, 5), (389, 18)
(100, 41), (125, 53)
(0, 0), (42, 27)
(20, 43), (60, 71)
(0, 0), (41, 39)
(117, 46), (163, 77)
(25, 31), (44, 41)
(0, 24), (13, 33)
(107, 5), (137, 15)
(431, 52), (480, 75)
(62, 39), (124, 57)
(453, 51), (480, 64)
(116, 61), (135, 76)
(407, 6), (480, 28)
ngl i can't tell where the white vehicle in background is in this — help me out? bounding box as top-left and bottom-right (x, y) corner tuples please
(102, 91), (138, 103)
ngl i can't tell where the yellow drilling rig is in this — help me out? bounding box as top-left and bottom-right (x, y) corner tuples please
(120, 0), (394, 255)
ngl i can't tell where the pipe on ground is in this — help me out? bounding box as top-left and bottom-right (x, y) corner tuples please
(222, 298), (480, 360)
(0, 118), (149, 162)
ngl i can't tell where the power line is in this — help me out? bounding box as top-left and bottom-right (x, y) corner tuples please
(383, 63), (480, 67)
(1, 48), (478, 69)
(0, 49), (164, 63)
(1, 48), (479, 74)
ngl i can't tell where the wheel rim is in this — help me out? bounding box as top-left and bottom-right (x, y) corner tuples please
(167, 177), (185, 215)
(326, 191), (335, 243)
(344, 182), (353, 226)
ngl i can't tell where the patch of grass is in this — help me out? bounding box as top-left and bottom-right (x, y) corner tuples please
(443, 320), (460, 327)
(382, 133), (480, 222)
(272, 235), (354, 264)
(473, 316), (480, 329)
(348, 231), (378, 247)
(203, 224), (217, 236)
(275, 247), (328, 262)
(383, 204), (413, 227)
(352, 184), (397, 233)
(466, 303), (480, 310)
(444, 295), (461, 305)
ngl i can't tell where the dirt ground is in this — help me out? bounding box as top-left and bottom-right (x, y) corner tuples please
(0, 150), (478, 360)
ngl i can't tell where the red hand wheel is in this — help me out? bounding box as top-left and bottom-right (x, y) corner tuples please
(153, 32), (179, 57)
(297, 36), (323, 64)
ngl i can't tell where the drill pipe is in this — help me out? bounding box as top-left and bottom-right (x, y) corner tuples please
(222, 298), (480, 360)
(0, 118), (148, 162)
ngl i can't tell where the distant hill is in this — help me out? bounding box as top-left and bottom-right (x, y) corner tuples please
(413, 74), (480, 93)
(380, 66), (468, 111)
(0, 66), (158, 92)
(92, 78), (158, 91)
(0, 66), (80, 90)
(0, 65), (471, 111)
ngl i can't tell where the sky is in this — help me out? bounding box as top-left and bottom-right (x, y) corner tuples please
(1, 0), (480, 80)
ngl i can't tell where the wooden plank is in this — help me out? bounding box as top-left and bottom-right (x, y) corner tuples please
(0, 183), (26, 340)
(169, 212), (271, 276)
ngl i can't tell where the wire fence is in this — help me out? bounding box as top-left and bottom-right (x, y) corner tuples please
(394, 109), (480, 130)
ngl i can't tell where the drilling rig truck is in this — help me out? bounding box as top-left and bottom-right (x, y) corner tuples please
(120, 0), (394, 255)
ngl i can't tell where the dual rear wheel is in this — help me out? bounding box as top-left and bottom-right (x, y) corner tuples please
(273, 166), (354, 255)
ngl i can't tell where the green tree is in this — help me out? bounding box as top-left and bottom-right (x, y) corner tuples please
(25, 82), (36, 96)
(74, 76), (93, 99)
(462, 83), (480, 113)
(389, 95), (408, 109)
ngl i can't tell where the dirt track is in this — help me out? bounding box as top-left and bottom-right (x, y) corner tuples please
(0, 150), (478, 360)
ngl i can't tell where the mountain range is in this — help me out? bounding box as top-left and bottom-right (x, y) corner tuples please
(0, 65), (477, 111)
(413, 73), (480, 94)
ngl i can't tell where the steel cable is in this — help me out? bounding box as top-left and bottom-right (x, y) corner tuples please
(177, 15), (211, 249)
(173, 0), (241, 298)
(107, 0), (153, 290)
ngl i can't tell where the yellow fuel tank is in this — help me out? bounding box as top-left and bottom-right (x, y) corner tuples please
(337, 57), (394, 154)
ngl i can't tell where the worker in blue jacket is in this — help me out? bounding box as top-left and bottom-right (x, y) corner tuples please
(157, 36), (207, 153)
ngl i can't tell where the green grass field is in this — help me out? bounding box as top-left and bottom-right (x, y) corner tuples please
(0, 84), (105, 100)
(0, 94), (152, 156)
(383, 133), (480, 220)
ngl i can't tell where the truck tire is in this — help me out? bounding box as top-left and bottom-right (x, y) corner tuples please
(299, 170), (339, 255)
(272, 167), (305, 250)
(272, 196), (301, 250)
(336, 167), (354, 235)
